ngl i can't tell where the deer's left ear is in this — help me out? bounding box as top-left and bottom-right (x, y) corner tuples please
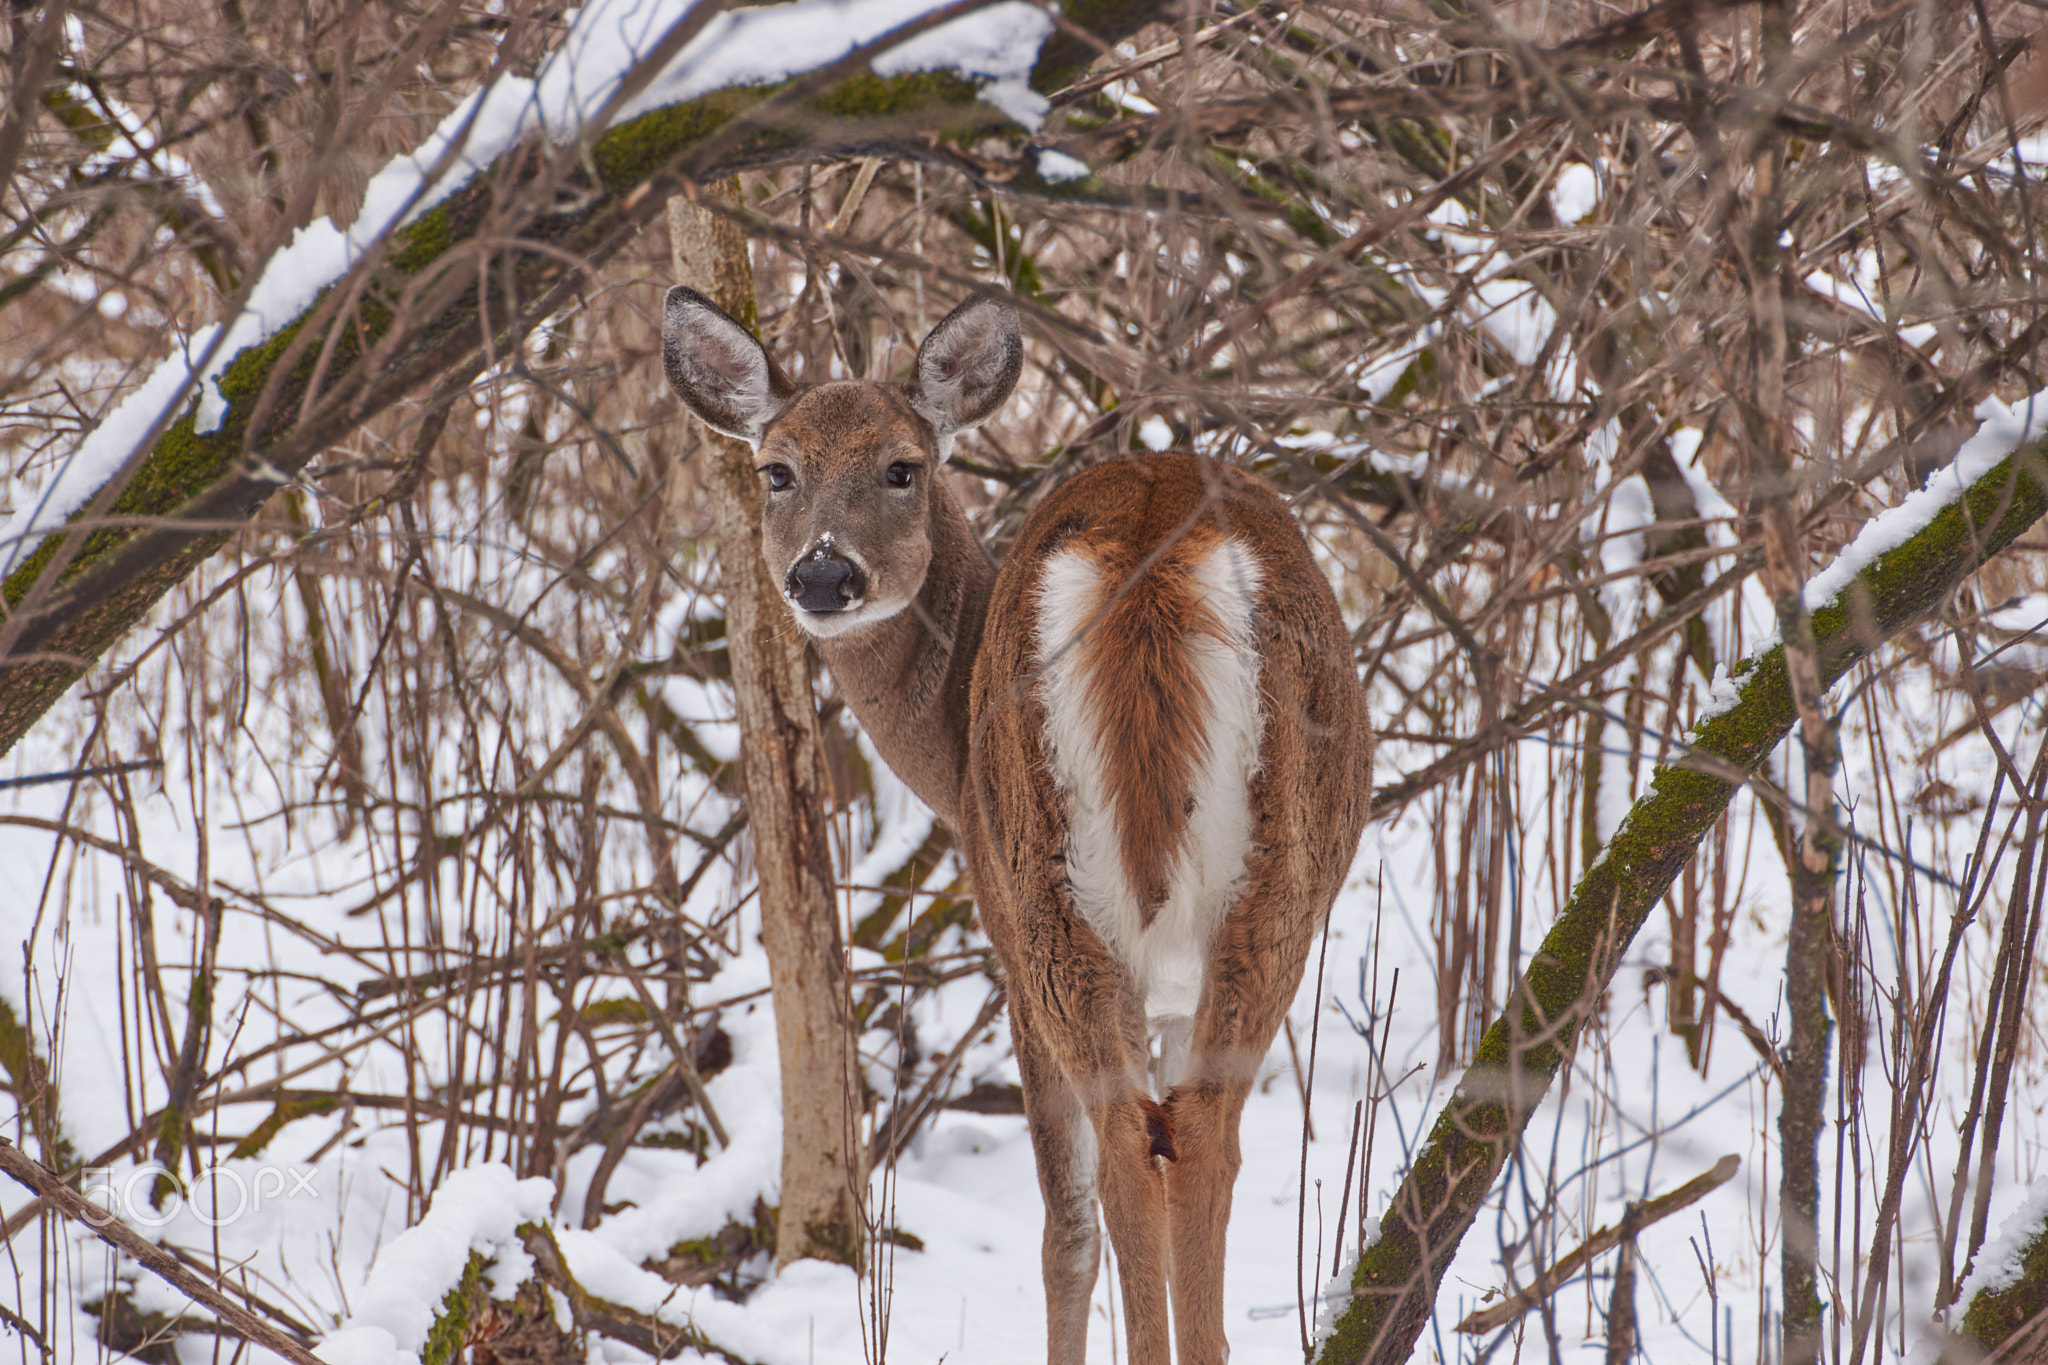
(908, 294), (1021, 453)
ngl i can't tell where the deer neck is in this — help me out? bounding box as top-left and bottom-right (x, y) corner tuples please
(813, 475), (991, 832)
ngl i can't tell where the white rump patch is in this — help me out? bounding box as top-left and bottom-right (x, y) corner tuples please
(1035, 540), (1265, 1043)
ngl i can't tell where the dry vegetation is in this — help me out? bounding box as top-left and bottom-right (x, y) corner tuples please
(2, 0), (2047, 1361)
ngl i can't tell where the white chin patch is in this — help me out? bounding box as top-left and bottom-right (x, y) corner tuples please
(789, 594), (911, 638)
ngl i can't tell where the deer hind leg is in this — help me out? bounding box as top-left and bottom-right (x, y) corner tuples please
(1012, 927), (1175, 1365)
(1159, 1074), (1248, 1365)
(1166, 864), (1331, 1365)
(1085, 1068), (1175, 1365)
(1011, 991), (1101, 1365)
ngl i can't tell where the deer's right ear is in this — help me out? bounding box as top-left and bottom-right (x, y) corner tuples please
(662, 285), (794, 445)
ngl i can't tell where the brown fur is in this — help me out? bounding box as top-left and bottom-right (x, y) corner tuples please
(1140, 1096), (1178, 1162)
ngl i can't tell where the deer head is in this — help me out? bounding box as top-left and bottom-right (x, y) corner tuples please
(660, 286), (1020, 640)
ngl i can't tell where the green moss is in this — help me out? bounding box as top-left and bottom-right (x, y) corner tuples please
(852, 825), (953, 948)
(580, 927), (632, 956)
(1030, 0), (1173, 93)
(0, 0), (1349, 763)
(0, 995), (76, 1171)
(883, 894), (972, 963)
(667, 1235), (720, 1266)
(389, 204), (458, 275)
(820, 70), (976, 120)
(1962, 1204), (2048, 1352)
(421, 1252), (489, 1365)
(151, 1101), (187, 1206)
(228, 1094), (339, 1160)
(653, 1200), (777, 1279)
(637, 1125), (709, 1154)
(0, 997), (39, 1108)
(587, 70), (985, 192)
(0, 56), (1031, 617)
(591, 93), (746, 187)
(579, 998), (651, 1026)
(1, 304), (338, 612)
(949, 200), (1045, 297)
(801, 1210), (863, 1270)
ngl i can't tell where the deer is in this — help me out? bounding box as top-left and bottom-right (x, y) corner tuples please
(661, 284), (1373, 1365)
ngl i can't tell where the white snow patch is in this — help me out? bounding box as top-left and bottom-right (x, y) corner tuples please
(1699, 661), (1746, 723)
(1036, 148), (1091, 183)
(1598, 474), (1655, 575)
(1552, 162), (1599, 223)
(1581, 433), (1653, 627)
(1311, 1249), (1359, 1348)
(1982, 593), (2048, 669)
(1670, 428), (1740, 547)
(1138, 416), (1174, 451)
(1102, 78), (1158, 115)
(1957, 1175), (2048, 1307)
(1593, 738), (1633, 848)
(1354, 329), (1435, 403)
(567, 957), (785, 1249)
(1, 323), (222, 573)
(1468, 277), (1556, 369)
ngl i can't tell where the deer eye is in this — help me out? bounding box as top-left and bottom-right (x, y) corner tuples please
(885, 462), (915, 489)
(761, 463), (794, 491)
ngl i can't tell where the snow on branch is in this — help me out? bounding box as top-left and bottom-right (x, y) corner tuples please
(316, 1165), (554, 1365)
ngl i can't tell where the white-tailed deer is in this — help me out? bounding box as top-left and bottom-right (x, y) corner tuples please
(662, 285), (1373, 1365)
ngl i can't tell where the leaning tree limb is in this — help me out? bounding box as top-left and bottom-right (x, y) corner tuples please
(0, 0), (1173, 758)
(1312, 433), (2048, 1365)
(1453, 1154), (1741, 1336)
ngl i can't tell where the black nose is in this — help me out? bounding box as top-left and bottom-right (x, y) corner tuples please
(787, 550), (865, 613)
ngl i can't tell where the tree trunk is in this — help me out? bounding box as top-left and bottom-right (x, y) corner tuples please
(1312, 433), (2048, 1365)
(668, 186), (864, 1269)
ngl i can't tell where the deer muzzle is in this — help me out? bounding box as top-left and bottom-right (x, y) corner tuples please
(786, 546), (866, 614)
